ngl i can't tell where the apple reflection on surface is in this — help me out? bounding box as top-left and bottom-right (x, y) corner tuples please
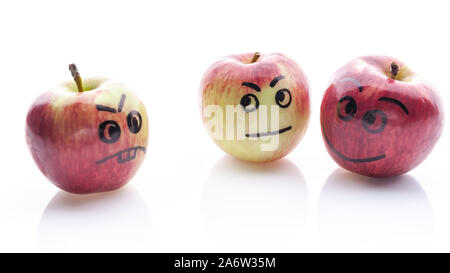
(319, 168), (433, 248)
(201, 156), (308, 248)
(38, 185), (152, 250)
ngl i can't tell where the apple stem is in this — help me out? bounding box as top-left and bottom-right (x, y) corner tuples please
(251, 52), (261, 63)
(390, 62), (399, 79)
(69, 63), (83, 92)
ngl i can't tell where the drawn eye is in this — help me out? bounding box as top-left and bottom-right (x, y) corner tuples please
(337, 96), (357, 121)
(99, 120), (121, 143)
(275, 89), (292, 108)
(362, 110), (387, 134)
(240, 94), (259, 112)
(127, 111), (142, 134)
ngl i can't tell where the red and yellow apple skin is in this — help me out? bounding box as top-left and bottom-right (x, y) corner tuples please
(26, 77), (148, 194)
(200, 53), (310, 162)
(321, 55), (444, 177)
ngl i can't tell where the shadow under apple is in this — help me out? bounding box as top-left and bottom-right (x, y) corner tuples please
(318, 168), (433, 249)
(201, 156), (308, 249)
(38, 185), (153, 251)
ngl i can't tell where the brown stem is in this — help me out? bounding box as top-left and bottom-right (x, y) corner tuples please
(69, 63), (83, 92)
(390, 62), (399, 79)
(251, 52), (261, 63)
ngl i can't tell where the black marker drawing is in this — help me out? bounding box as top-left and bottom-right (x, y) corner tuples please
(339, 77), (363, 92)
(96, 93), (145, 164)
(240, 75), (294, 138)
(118, 94), (126, 112)
(96, 146), (146, 164)
(242, 82), (261, 92)
(379, 97), (409, 115)
(98, 120), (121, 143)
(240, 93), (259, 112)
(362, 109), (387, 134)
(245, 126), (292, 138)
(337, 96), (357, 121)
(270, 75), (285, 87)
(127, 111), (142, 133)
(322, 124), (386, 163)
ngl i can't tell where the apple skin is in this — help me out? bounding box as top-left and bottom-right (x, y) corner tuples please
(320, 55), (444, 177)
(26, 77), (148, 194)
(200, 53), (310, 162)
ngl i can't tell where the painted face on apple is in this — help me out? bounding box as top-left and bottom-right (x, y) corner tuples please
(26, 77), (148, 193)
(95, 93), (146, 165)
(240, 74), (294, 137)
(320, 55), (444, 177)
(322, 77), (409, 163)
(201, 53), (310, 162)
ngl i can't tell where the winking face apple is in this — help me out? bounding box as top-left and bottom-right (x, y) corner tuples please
(320, 55), (444, 177)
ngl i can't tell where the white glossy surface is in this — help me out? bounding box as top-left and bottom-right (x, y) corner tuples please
(0, 0), (449, 252)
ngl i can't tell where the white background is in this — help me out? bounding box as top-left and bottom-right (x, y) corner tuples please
(0, 0), (449, 252)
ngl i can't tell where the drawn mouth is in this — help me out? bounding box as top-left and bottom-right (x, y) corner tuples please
(245, 126), (292, 138)
(322, 125), (385, 163)
(96, 146), (146, 164)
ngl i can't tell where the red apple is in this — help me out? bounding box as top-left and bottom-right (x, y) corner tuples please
(26, 65), (148, 193)
(200, 52), (310, 162)
(320, 55), (444, 177)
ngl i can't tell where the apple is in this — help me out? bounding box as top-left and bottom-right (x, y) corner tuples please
(26, 64), (148, 193)
(320, 55), (444, 177)
(200, 52), (310, 162)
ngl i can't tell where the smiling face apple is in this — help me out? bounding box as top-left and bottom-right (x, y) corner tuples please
(26, 68), (148, 194)
(200, 52), (310, 162)
(320, 55), (444, 177)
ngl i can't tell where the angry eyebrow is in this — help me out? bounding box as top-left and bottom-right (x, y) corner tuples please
(96, 94), (127, 113)
(96, 105), (116, 113)
(242, 82), (261, 92)
(379, 97), (409, 115)
(118, 94), (126, 112)
(270, 75), (285, 87)
(339, 77), (363, 92)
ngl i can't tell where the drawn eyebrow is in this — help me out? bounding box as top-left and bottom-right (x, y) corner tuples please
(118, 94), (126, 112)
(379, 97), (409, 115)
(339, 77), (363, 92)
(96, 105), (117, 113)
(270, 75), (285, 87)
(242, 82), (261, 92)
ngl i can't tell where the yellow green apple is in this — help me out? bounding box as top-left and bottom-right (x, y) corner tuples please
(200, 52), (310, 162)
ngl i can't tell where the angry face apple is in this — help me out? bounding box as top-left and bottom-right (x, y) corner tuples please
(320, 55), (444, 177)
(26, 64), (148, 193)
(200, 52), (310, 162)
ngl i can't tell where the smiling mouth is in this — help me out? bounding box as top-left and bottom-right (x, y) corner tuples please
(245, 126), (292, 138)
(322, 125), (385, 163)
(96, 146), (146, 164)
